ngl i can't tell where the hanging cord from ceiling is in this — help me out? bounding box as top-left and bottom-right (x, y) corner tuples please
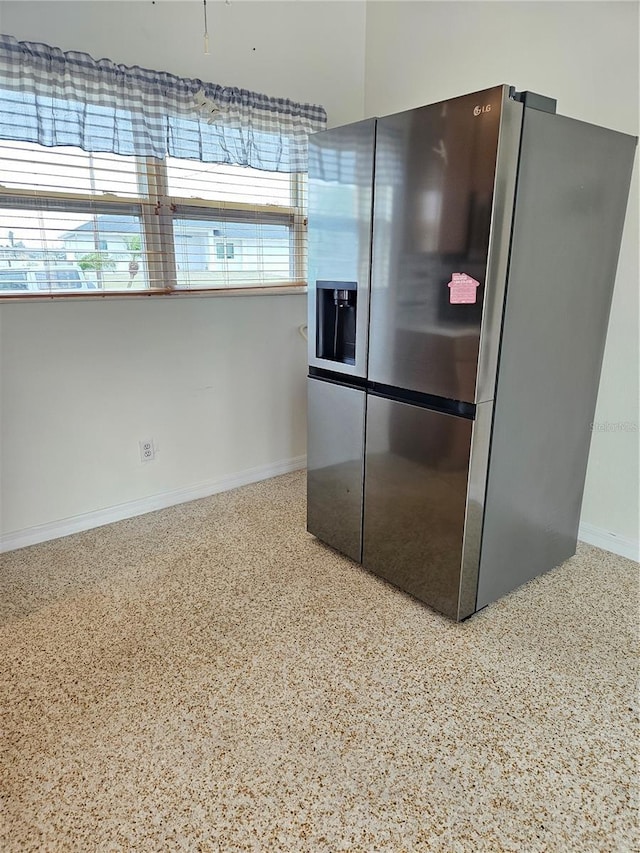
(203, 0), (232, 55)
(203, 0), (209, 55)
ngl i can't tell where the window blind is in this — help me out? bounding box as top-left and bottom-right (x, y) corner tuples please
(0, 141), (307, 294)
(0, 35), (323, 297)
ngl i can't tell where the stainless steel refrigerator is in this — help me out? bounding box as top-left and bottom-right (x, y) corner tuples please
(306, 84), (637, 621)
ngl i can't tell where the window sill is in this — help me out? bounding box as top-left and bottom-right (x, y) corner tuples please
(0, 284), (309, 303)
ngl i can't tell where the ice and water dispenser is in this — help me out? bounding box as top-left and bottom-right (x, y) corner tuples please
(316, 280), (358, 365)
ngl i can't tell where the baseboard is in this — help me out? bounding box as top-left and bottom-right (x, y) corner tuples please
(0, 455), (307, 554)
(4, 469), (635, 562)
(578, 522), (639, 562)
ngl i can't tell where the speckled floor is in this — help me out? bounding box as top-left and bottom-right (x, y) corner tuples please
(0, 470), (638, 852)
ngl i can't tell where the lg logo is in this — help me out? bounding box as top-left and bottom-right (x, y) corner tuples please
(473, 104), (492, 116)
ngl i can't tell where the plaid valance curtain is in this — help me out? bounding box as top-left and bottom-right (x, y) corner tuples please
(0, 34), (327, 172)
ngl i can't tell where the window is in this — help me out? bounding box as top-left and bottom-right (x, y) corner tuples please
(165, 157), (306, 290)
(0, 141), (307, 296)
(0, 34), (325, 298)
(215, 241), (235, 261)
(0, 268), (28, 290)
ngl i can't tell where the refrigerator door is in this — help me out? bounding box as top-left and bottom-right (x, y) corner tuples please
(362, 395), (492, 620)
(307, 378), (366, 562)
(307, 119), (376, 379)
(368, 86), (522, 403)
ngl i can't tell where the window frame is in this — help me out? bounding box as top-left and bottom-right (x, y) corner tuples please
(0, 150), (307, 300)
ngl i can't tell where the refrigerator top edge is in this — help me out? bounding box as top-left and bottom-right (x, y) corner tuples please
(311, 84), (636, 143)
(309, 85), (522, 137)
(375, 84), (512, 124)
(310, 116), (377, 144)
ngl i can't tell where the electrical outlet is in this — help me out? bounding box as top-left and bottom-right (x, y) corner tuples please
(139, 439), (155, 463)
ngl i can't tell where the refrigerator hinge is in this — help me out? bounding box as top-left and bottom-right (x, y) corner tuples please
(509, 86), (557, 114)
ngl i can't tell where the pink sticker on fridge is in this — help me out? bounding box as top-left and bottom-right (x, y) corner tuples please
(447, 273), (480, 304)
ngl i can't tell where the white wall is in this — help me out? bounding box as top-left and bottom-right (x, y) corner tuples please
(0, 1), (367, 542)
(1, 0), (637, 555)
(365, 1), (639, 552)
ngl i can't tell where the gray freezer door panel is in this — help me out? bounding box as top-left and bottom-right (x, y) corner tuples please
(477, 109), (638, 610)
(307, 378), (366, 562)
(368, 86), (509, 401)
(362, 395), (475, 620)
(307, 119), (376, 379)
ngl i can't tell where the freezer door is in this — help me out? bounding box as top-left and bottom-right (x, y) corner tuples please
(368, 86), (522, 403)
(362, 395), (492, 620)
(307, 378), (366, 562)
(307, 119), (376, 379)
